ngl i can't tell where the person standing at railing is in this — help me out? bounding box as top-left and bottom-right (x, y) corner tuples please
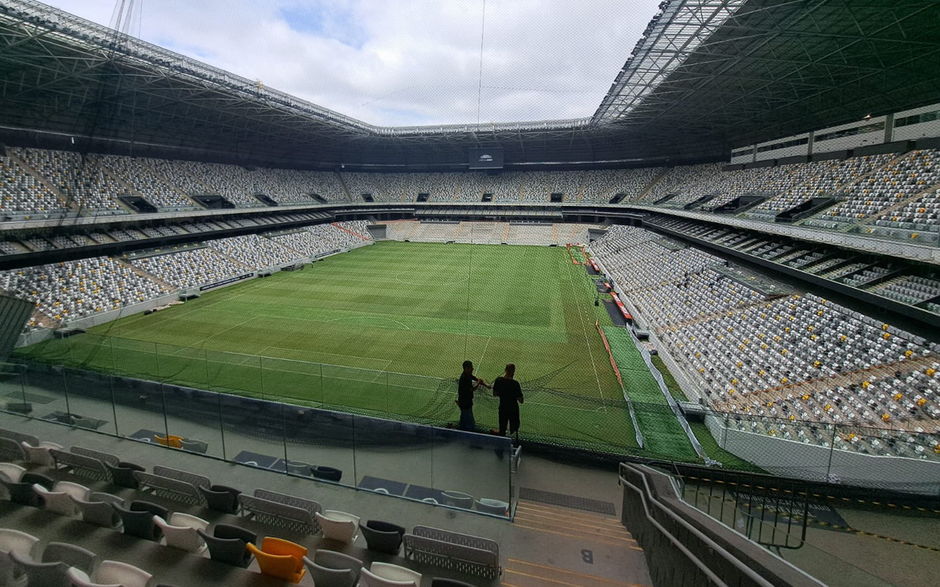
(457, 360), (490, 432)
(493, 363), (524, 442)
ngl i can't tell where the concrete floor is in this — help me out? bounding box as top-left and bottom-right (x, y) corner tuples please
(0, 411), (653, 587)
(680, 482), (940, 587)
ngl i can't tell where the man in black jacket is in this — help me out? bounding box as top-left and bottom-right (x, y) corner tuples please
(493, 363), (524, 440)
(457, 360), (489, 431)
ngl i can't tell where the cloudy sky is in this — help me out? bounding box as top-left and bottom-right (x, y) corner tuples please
(42, 0), (661, 127)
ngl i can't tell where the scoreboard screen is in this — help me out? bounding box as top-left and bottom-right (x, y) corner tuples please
(469, 147), (504, 169)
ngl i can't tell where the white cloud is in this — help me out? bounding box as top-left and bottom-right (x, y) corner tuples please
(41, 0), (661, 126)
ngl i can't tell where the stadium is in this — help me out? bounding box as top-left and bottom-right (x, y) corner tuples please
(0, 0), (938, 586)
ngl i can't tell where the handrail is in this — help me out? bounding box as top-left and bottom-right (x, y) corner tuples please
(620, 468), (732, 587)
(620, 462), (779, 587)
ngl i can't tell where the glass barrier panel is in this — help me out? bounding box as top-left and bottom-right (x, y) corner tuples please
(155, 343), (209, 389)
(321, 364), (386, 416)
(352, 413), (433, 501)
(220, 393), (287, 473)
(206, 350), (263, 399)
(17, 362), (70, 425)
(0, 364), (28, 417)
(110, 374), (168, 445)
(283, 406), (354, 485)
(12, 335), (70, 366)
(61, 367), (117, 436)
(163, 384), (225, 460)
(386, 371), (445, 423)
(259, 356), (322, 406)
(66, 333), (113, 372)
(431, 427), (512, 516)
(109, 337), (160, 381)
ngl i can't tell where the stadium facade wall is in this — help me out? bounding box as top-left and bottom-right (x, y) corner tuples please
(703, 414), (940, 494)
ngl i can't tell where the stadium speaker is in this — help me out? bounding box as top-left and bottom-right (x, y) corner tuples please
(0, 143), (6, 157)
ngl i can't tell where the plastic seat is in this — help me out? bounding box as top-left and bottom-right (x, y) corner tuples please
(34, 481), (89, 516)
(360, 520), (405, 555)
(0, 529), (40, 586)
(113, 501), (167, 542)
(88, 560), (151, 587)
(19, 441), (62, 466)
(153, 513), (208, 553)
(361, 562), (422, 587)
(315, 510), (360, 544)
(0, 464), (25, 483)
(475, 498), (509, 516)
(440, 491), (473, 509)
(73, 493), (124, 529)
(197, 484), (241, 514)
(302, 549), (363, 587)
(311, 466), (342, 482)
(3, 473), (54, 507)
(104, 462), (144, 489)
(178, 439), (208, 454)
(197, 524), (255, 568)
(153, 435), (182, 448)
(286, 461), (312, 476)
(11, 542), (97, 587)
(246, 538), (307, 583)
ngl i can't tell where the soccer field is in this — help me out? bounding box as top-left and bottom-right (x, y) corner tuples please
(19, 241), (653, 453)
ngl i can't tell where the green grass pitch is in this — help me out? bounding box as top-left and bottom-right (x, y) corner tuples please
(18, 241), (699, 457)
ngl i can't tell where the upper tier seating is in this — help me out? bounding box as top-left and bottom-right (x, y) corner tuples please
(92, 154), (198, 210)
(14, 148), (127, 214)
(746, 155), (891, 219)
(579, 167), (661, 203)
(3, 145), (940, 238)
(805, 149), (940, 227)
(641, 163), (724, 205)
(0, 154), (68, 219)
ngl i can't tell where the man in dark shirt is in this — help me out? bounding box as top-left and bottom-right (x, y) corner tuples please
(457, 360), (489, 432)
(493, 363), (524, 439)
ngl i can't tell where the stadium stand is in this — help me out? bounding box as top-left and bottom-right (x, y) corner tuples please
(0, 426), (505, 587)
(13, 148), (128, 214)
(590, 225), (939, 458)
(249, 168), (346, 204)
(93, 154), (198, 211)
(130, 247), (247, 290)
(269, 222), (371, 256)
(206, 234), (300, 269)
(579, 167), (662, 203)
(745, 154), (892, 221)
(804, 149), (940, 228)
(0, 152), (68, 219)
(639, 163), (724, 205)
(4, 145), (940, 246)
(0, 257), (167, 326)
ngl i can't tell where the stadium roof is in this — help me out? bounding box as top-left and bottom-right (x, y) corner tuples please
(0, 0), (938, 169)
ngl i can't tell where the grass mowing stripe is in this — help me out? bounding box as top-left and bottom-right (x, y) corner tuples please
(602, 325), (699, 461)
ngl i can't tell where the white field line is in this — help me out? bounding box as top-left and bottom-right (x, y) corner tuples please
(478, 335), (492, 369)
(326, 315), (411, 330)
